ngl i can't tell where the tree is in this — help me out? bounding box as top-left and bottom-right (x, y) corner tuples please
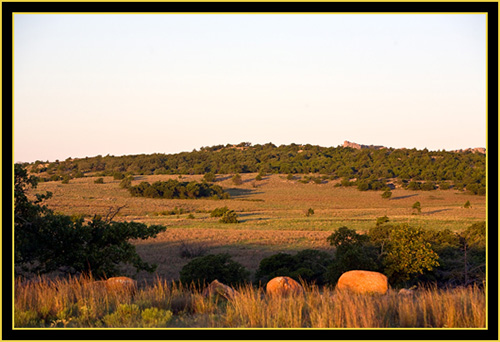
(381, 189), (392, 199)
(325, 227), (379, 284)
(412, 201), (421, 214)
(219, 210), (239, 224)
(14, 164), (167, 278)
(232, 173), (243, 185)
(203, 172), (216, 183)
(464, 200), (471, 209)
(384, 224), (439, 285)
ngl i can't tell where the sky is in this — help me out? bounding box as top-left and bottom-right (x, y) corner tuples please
(14, 13), (487, 163)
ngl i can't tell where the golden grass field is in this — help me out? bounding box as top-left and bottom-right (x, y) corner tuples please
(14, 275), (486, 328)
(30, 173), (487, 283)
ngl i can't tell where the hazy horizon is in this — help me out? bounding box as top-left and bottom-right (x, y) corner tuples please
(14, 13), (487, 163)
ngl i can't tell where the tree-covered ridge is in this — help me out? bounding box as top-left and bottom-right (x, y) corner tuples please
(25, 142), (486, 194)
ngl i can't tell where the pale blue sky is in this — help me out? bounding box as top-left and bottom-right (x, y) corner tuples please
(14, 14), (487, 162)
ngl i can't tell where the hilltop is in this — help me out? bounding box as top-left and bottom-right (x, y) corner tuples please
(21, 142), (486, 196)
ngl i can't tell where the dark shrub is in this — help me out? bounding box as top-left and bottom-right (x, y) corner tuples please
(255, 250), (332, 285)
(255, 253), (295, 284)
(203, 172), (216, 183)
(219, 210), (239, 224)
(210, 206), (230, 217)
(179, 254), (250, 286)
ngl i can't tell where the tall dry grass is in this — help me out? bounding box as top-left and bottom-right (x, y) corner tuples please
(14, 276), (486, 328)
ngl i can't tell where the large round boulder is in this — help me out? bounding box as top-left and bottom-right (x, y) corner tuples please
(336, 270), (388, 295)
(104, 276), (137, 295)
(266, 276), (303, 296)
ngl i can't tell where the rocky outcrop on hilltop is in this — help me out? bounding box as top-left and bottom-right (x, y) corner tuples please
(343, 141), (385, 150)
(452, 147), (486, 154)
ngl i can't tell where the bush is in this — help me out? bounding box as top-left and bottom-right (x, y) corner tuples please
(254, 250), (332, 285)
(381, 190), (392, 199)
(464, 200), (471, 209)
(412, 201), (422, 214)
(421, 182), (436, 191)
(325, 227), (379, 284)
(255, 253), (295, 284)
(219, 210), (239, 224)
(232, 173), (243, 185)
(112, 172), (125, 180)
(305, 208), (315, 217)
(203, 172), (216, 183)
(179, 253), (250, 286)
(210, 206), (230, 218)
(119, 176), (134, 189)
(94, 178), (104, 184)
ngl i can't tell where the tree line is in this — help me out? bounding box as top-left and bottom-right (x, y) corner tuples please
(24, 142), (486, 195)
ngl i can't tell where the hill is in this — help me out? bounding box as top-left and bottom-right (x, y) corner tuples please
(21, 142), (486, 195)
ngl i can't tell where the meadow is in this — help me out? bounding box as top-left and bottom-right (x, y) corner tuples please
(29, 172), (486, 283)
(14, 275), (486, 328)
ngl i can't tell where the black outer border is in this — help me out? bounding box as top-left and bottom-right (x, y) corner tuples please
(2, 1), (498, 341)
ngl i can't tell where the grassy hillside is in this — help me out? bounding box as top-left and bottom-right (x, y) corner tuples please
(25, 143), (486, 195)
(30, 172), (486, 283)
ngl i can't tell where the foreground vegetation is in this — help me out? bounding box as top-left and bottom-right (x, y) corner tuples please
(15, 276), (485, 328)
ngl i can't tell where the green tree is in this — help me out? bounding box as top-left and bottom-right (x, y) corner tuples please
(384, 224), (439, 285)
(325, 227), (379, 284)
(14, 164), (167, 278)
(203, 172), (216, 183)
(232, 173), (243, 185)
(381, 189), (392, 199)
(412, 201), (421, 214)
(219, 210), (239, 224)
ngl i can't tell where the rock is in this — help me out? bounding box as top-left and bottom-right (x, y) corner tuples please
(84, 276), (137, 295)
(202, 279), (238, 300)
(343, 141), (385, 150)
(266, 276), (303, 296)
(398, 288), (415, 297)
(336, 270), (388, 295)
(398, 285), (417, 297)
(105, 276), (137, 294)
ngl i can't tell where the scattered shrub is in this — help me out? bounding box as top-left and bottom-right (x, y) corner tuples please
(305, 208), (315, 217)
(94, 178), (104, 184)
(219, 210), (239, 224)
(232, 173), (243, 185)
(119, 176), (134, 189)
(381, 189), (392, 199)
(203, 172), (216, 183)
(210, 206), (230, 218)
